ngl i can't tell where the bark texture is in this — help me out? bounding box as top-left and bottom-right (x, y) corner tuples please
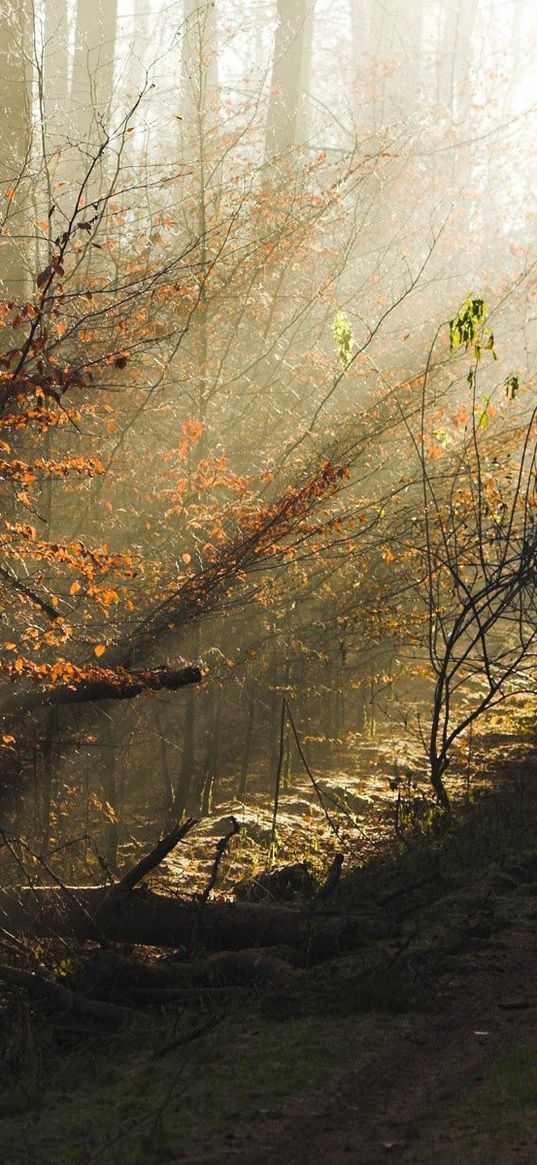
(0, 882), (362, 958)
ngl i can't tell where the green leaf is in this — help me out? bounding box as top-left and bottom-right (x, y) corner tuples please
(333, 311), (353, 367)
(432, 426), (452, 449)
(505, 373), (519, 400)
(449, 294), (496, 365)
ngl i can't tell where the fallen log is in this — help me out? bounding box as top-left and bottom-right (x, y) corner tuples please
(0, 963), (133, 1026)
(74, 944), (300, 999)
(0, 883), (364, 958)
(0, 825), (364, 962)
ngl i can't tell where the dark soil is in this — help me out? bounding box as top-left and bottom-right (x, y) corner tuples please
(2, 747), (537, 1165)
(179, 752), (537, 1163)
(190, 897), (537, 1164)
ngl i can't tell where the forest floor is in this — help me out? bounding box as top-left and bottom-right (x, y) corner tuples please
(192, 858), (537, 1165)
(2, 727), (537, 1164)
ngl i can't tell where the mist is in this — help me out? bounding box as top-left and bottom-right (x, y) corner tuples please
(1, 3), (537, 1159)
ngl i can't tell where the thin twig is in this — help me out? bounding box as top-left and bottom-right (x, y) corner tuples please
(116, 818), (197, 893)
(269, 699), (287, 864)
(284, 700), (342, 839)
(200, 817), (240, 906)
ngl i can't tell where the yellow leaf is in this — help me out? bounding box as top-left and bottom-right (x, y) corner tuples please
(69, 580), (81, 596)
(102, 589), (119, 605)
(94, 644), (106, 658)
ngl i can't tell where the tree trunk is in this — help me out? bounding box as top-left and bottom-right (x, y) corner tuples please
(0, 883), (361, 958)
(173, 686), (197, 817)
(44, 0), (70, 116)
(0, 1), (32, 303)
(180, 0), (219, 177)
(100, 705), (120, 870)
(40, 707), (58, 855)
(265, 0), (309, 164)
(70, 0), (118, 191)
(237, 687), (255, 801)
(199, 685), (221, 815)
(157, 716), (175, 821)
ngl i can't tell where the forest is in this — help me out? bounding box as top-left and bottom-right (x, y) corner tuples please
(1, 1), (537, 1162)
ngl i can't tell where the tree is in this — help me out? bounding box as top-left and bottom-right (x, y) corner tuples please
(0, 1), (32, 302)
(0, 0), (535, 865)
(70, 0), (118, 187)
(415, 299), (537, 806)
(265, 0), (311, 163)
(43, 0), (70, 116)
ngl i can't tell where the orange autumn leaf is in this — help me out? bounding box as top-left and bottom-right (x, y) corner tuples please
(101, 589), (119, 605)
(69, 580), (81, 596)
(94, 644), (106, 658)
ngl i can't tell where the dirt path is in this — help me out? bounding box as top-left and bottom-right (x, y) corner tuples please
(187, 896), (537, 1165)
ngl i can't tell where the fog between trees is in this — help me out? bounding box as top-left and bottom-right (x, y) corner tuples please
(0, 0), (536, 869)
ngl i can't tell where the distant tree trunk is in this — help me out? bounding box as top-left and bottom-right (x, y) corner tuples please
(179, 0), (220, 481)
(157, 716), (176, 820)
(180, 0), (219, 172)
(173, 686), (198, 817)
(44, 0), (70, 116)
(436, 2), (459, 115)
(365, 0), (392, 132)
(70, 0), (118, 188)
(167, 2), (221, 820)
(126, 0), (150, 97)
(199, 686), (221, 815)
(40, 708), (58, 855)
(281, 656), (292, 788)
(436, 0), (476, 117)
(100, 705), (119, 870)
(435, 0), (477, 235)
(264, 0), (309, 163)
(295, 3), (315, 148)
(397, 2), (424, 115)
(0, 1), (32, 303)
(268, 679), (282, 781)
(358, 0), (423, 130)
(237, 688), (256, 800)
